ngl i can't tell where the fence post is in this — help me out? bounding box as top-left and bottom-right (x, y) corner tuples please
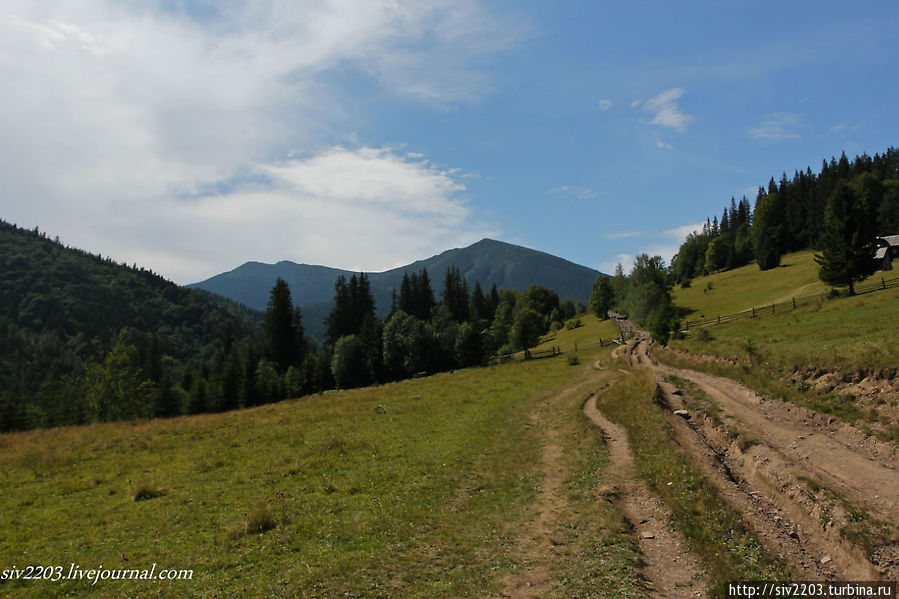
(752, 306), (756, 317)
(792, 297), (796, 309)
(883, 277), (886, 290)
(771, 303), (775, 314)
(717, 314), (721, 324)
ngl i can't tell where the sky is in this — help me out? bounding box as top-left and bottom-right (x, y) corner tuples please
(2, 0), (898, 284)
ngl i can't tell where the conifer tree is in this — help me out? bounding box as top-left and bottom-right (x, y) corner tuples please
(814, 182), (877, 295)
(264, 278), (306, 373)
(469, 281), (489, 322)
(441, 265), (469, 322)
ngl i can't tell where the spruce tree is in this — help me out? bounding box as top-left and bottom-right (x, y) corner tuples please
(469, 281), (489, 322)
(814, 182), (877, 295)
(264, 278), (305, 373)
(751, 190), (784, 270)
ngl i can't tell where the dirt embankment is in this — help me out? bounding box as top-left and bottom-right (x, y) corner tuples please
(626, 329), (899, 580)
(663, 345), (899, 432)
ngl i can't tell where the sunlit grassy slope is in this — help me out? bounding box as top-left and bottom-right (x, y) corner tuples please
(673, 250), (828, 320)
(0, 326), (637, 599)
(536, 313), (621, 353)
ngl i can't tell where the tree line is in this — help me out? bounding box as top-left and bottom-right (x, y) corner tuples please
(671, 148), (899, 285)
(249, 266), (587, 397)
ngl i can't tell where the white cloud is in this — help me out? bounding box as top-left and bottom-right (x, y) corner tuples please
(629, 99), (642, 109)
(548, 185), (600, 200)
(0, 1), (520, 283)
(747, 113), (802, 141)
(599, 254), (634, 276)
(644, 88), (692, 130)
(663, 222), (705, 242)
(600, 222), (703, 275)
(601, 231), (642, 240)
(100, 147), (495, 282)
(597, 99), (613, 111)
(656, 138), (674, 150)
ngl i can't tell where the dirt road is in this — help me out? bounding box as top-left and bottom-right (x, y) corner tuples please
(624, 328), (898, 579)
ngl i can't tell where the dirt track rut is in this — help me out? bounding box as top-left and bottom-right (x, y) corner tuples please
(626, 330), (898, 579)
(583, 393), (707, 598)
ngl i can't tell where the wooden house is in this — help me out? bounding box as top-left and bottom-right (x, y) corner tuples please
(875, 235), (899, 270)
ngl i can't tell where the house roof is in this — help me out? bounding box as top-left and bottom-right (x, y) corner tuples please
(879, 235), (899, 246)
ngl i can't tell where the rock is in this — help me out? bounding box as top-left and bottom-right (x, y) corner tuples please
(674, 409), (691, 419)
(640, 532), (655, 539)
(821, 555), (832, 565)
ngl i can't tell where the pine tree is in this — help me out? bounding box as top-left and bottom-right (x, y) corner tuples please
(415, 269), (436, 319)
(814, 182), (877, 295)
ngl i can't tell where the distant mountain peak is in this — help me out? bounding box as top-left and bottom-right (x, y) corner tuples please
(189, 239), (602, 338)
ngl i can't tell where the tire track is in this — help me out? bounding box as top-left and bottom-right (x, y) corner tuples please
(583, 393), (707, 598)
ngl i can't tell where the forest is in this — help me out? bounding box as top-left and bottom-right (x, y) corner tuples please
(671, 147), (899, 283)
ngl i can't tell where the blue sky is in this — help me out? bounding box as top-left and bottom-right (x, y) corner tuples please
(2, 1), (898, 283)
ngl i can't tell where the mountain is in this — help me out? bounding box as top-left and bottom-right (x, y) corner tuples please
(189, 238), (603, 338)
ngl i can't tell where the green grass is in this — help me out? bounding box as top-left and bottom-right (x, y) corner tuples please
(674, 250), (828, 321)
(595, 370), (790, 594)
(0, 331), (645, 598)
(674, 285), (899, 374)
(536, 313), (621, 354)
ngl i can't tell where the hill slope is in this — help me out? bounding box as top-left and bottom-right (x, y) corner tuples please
(0, 220), (261, 428)
(189, 239), (603, 337)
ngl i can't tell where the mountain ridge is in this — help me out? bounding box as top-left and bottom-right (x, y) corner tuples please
(189, 238), (604, 338)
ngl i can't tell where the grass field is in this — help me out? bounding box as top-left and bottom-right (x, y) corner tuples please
(535, 313), (621, 353)
(673, 250), (828, 320)
(0, 337), (645, 598)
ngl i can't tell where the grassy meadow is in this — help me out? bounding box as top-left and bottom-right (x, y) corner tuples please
(672, 250), (829, 320)
(0, 334), (646, 598)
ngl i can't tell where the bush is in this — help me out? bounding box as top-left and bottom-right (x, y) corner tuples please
(565, 318), (582, 330)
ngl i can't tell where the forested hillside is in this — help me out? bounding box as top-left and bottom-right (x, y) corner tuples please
(672, 147), (899, 282)
(0, 221), (261, 430)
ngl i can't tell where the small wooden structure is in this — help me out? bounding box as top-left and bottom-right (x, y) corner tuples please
(875, 235), (899, 271)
